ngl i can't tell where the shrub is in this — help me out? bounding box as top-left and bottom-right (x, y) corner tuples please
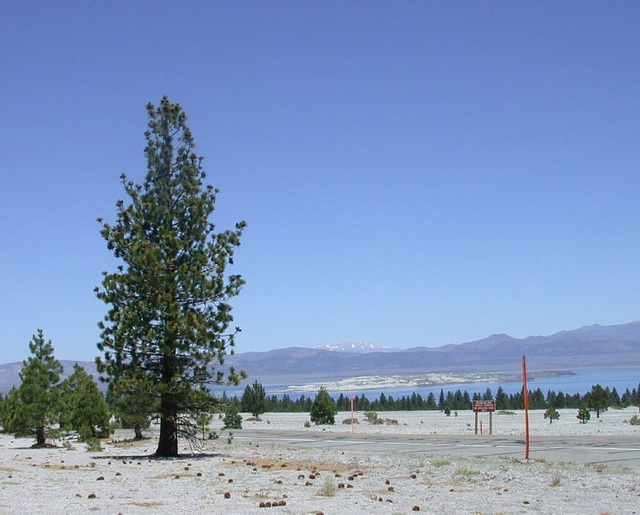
(629, 414), (640, 426)
(223, 404), (242, 430)
(364, 412), (383, 425)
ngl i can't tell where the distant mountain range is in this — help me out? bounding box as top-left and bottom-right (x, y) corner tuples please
(1, 321), (639, 394)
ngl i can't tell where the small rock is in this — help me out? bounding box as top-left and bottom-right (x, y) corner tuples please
(387, 486), (395, 492)
(305, 481), (313, 486)
(334, 473), (342, 478)
(75, 494), (81, 498)
(309, 474), (316, 479)
(385, 479), (390, 485)
(338, 483), (345, 488)
(523, 501), (530, 505)
(224, 492), (231, 499)
(228, 479), (234, 483)
(196, 472), (202, 477)
(219, 472), (225, 476)
(96, 476), (105, 481)
(386, 499), (393, 503)
(279, 500), (286, 506)
(346, 484), (354, 489)
(174, 475), (180, 479)
(88, 493), (97, 499)
(412, 505), (420, 511)
(115, 472), (122, 476)
(410, 474), (417, 479)
(275, 480), (283, 484)
(184, 467), (189, 471)
(298, 474), (305, 479)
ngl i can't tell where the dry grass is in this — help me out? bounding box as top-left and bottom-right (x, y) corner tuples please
(127, 501), (166, 507)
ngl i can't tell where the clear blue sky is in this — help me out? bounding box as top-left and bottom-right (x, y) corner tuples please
(1, 2), (639, 363)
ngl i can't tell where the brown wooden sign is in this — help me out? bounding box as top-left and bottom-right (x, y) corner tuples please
(472, 400), (496, 413)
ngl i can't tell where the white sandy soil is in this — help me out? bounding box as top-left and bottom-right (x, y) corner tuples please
(1, 408), (638, 514)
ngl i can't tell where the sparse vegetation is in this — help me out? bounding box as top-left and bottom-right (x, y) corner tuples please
(318, 479), (337, 497)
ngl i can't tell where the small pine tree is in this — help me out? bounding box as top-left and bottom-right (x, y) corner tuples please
(241, 381), (266, 418)
(59, 364), (111, 441)
(14, 330), (63, 446)
(588, 384), (609, 418)
(577, 404), (591, 424)
(112, 375), (158, 440)
(195, 411), (213, 440)
(544, 406), (560, 424)
(223, 404), (243, 429)
(0, 387), (22, 434)
(310, 387), (337, 425)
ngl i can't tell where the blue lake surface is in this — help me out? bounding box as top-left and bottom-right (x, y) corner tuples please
(217, 367), (639, 401)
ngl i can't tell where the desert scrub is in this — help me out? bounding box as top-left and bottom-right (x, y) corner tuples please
(550, 474), (562, 487)
(453, 467), (480, 477)
(364, 412), (384, 425)
(317, 479), (337, 497)
(430, 458), (451, 468)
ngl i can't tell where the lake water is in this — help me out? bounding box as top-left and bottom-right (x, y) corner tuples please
(218, 366), (639, 401)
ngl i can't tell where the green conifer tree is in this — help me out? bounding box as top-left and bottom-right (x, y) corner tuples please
(310, 387), (337, 425)
(14, 330), (63, 446)
(241, 381), (267, 418)
(96, 97), (246, 457)
(112, 375), (158, 440)
(577, 404), (591, 424)
(223, 403), (243, 429)
(59, 364), (111, 440)
(544, 405), (560, 424)
(587, 384), (609, 418)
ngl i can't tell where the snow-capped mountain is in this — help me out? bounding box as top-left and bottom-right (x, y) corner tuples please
(313, 342), (398, 353)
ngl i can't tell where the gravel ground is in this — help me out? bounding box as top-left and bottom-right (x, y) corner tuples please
(1, 408), (639, 514)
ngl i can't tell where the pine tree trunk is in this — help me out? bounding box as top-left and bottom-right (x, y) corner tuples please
(35, 426), (46, 447)
(155, 353), (178, 456)
(155, 407), (178, 456)
(134, 423), (143, 440)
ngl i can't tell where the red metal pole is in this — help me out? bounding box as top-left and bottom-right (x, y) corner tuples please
(522, 355), (530, 460)
(350, 390), (355, 434)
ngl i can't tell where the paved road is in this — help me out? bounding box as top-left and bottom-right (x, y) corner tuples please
(234, 429), (640, 470)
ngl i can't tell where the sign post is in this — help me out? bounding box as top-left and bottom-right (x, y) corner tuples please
(472, 400), (496, 435)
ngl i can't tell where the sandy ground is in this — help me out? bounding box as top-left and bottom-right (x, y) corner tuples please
(1, 408), (639, 514)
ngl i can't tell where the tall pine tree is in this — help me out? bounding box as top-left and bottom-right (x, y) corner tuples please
(96, 97), (246, 456)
